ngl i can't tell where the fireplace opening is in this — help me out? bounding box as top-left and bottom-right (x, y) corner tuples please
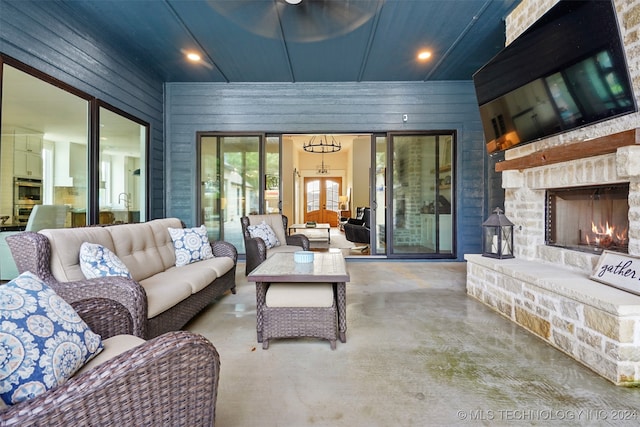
(546, 184), (629, 254)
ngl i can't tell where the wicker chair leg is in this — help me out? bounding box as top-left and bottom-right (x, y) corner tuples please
(330, 340), (336, 350)
(263, 340), (269, 349)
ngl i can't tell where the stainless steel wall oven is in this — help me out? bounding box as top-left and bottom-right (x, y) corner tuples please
(14, 177), (42, 224)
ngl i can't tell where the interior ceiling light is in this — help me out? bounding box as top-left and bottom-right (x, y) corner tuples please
(186, 52), (201, 62)
(303, 135), (341, 153)
(285, 0), (303, 4)
(418, 50), (432, 61)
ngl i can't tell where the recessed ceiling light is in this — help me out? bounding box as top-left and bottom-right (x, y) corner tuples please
(186, 52), (201, 62)
(418, 50), (432, 61)
(285, 0), (303, 4)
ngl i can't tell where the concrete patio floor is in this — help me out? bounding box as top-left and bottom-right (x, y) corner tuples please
(186, 261), (639, 426)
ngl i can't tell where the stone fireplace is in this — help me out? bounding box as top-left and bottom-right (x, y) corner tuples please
(465, 0), (640, 386)
(546, 183), (629, 255)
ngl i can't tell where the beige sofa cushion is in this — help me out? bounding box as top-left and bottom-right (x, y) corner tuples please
(108, 218), (181, 282)
(40, 227), (115, 282)
(247, 214), (288, 247)
(138, 257), (234, 317)
(139, 275), (193, 318)
(76, 334), (145, 376)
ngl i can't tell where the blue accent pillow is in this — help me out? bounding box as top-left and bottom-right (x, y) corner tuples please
(0, 271), (103, 406)
(247, 221), (280, 249)
(79, 242), (132, 279)
(168, 225), (214, 267)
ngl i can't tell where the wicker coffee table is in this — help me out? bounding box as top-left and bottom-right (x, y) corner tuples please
(247, 251), (349, 349)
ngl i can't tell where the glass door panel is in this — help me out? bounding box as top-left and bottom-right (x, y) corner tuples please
(374, 135), (387, 255)
(390, 133), (454, 257)
(199, 134), (260, 252)
(1, 64), (89, 229)
(201, 136), (221, 241)
(98, 106), (147, 224)
(264, 136), (280, 213)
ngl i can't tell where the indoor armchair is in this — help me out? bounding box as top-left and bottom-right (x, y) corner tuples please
(344, 207), (371, 251)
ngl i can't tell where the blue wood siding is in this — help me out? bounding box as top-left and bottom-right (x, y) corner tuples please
(0, 0), (165, 219)
(165, 81), (487, 260)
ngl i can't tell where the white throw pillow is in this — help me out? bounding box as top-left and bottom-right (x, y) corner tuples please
(0, 272), (103, 406)
(247, 221), (280, 249)
(168, 225), (214, 267)
(79, 242), (132, 279)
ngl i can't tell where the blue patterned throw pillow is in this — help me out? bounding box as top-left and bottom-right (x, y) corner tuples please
(79, 242), (132, 279)
(168, 225), (214, 267)
(247, 221), (280, 249)
(0, 271), (103, 406)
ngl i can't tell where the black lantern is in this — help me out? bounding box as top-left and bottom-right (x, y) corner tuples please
(482, 207), (514, 259)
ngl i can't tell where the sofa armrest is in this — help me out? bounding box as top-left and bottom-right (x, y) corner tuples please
(286, 234), (310, 250)
(55, 277), (148, 339)
(7, 231), (147, 339)
(211, 240), (238, 264)
(346, 218), (365, 226)
(0, 331), (220, 427)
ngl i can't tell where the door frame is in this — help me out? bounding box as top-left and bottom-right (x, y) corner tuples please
(302, 176), (342, 226)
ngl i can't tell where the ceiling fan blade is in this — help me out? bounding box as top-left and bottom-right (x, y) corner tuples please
(208, 0), (383, 43)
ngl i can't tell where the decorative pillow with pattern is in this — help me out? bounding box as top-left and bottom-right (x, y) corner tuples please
(168, 225), (214, 267)
(79, 242), (132, 279)
(0, 271), (103, 406)
(247, 221), (280, 249)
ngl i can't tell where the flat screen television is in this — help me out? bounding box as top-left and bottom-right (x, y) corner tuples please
(473, 0), (637, 155)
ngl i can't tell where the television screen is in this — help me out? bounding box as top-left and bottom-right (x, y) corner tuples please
(473, 0), (637, 155)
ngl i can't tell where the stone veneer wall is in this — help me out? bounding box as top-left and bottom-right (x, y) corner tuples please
(466, 0), (640, 386)
(502, 0), (640, 270)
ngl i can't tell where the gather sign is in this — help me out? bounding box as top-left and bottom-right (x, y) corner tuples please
(590, 250), (640, 296)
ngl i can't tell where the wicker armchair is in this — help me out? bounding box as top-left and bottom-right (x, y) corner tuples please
(240, 214), (310, 275)
(0, 330), (220, 427)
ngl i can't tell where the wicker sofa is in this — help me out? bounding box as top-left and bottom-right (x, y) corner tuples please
(0, 330), (220, 426)
(6, 218), (237, 339)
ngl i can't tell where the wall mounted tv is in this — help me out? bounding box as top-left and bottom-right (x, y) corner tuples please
(473, 0), (637, 155)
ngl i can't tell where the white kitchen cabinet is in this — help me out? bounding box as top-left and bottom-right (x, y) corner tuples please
(14, 135), (43, 179)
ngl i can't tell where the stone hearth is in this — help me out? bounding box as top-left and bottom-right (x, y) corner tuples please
(465, 254), (640, 386)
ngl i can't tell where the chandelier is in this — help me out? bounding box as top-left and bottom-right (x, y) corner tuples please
(303, 135), (341, 153)
(316, 155), (330, 175)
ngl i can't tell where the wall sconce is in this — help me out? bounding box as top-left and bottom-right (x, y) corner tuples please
(482, 207), (514, 259)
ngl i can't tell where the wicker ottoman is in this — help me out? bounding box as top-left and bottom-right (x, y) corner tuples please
(262, 282), (338, 349)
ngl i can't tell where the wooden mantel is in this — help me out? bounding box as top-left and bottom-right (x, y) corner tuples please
(495, 128), (640, 172)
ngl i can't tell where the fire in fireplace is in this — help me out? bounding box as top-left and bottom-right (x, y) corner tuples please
(546, 184), (629, 254)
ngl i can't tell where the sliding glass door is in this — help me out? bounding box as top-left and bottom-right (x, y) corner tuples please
(389, 133), (455, 258)
(199, 134), (265, 252)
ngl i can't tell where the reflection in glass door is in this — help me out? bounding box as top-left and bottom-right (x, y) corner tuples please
(199, 134), (261, 252)
(390, 133), (454, 257)
(1, 64), (89, 229)
(97, 106), (147, 225)
(264, 136), (280, 213)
